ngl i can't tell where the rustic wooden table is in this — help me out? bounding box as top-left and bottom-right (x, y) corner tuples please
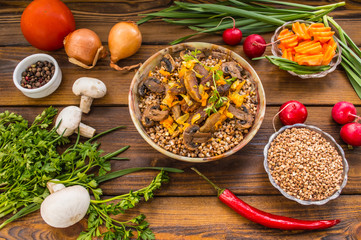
(1, 0), (361, 239)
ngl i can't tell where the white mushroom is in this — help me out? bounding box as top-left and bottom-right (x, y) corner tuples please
(72, 77), (107, 114)
(40, 180), (90, 228)
(55, 106), (95, 138)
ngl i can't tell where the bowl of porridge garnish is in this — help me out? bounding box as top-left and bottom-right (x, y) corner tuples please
(264, 124), (349, 205)
(129, 42), (266, 162)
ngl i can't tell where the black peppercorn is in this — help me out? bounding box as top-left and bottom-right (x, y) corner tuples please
(21, 61), (55, 89)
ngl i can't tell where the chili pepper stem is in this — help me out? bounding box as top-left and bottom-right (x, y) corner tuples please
(191, 168), (224, 196)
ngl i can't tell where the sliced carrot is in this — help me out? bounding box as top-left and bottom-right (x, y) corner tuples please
(309, 27), (332, 38)
(292, 22), (303, 37)
(296, 54), (324, 66)
(321, 45), (335, 65)
(317, 36), (333, 44)
(313, 31), (334, 43)
(278, 29), (299, 48)
(294, 41), (322, 55)
(297, 40), (313, 47)
(278, 29), (291, 38)
(277, 21), (337, 67)
(300, 23), (311, 40)
(307, 23), (326, 34)
(292, 22), (311, 40)
(327, 37), (338, 51)
(278, 42), (287, 51)
(282, 48), (294, 61)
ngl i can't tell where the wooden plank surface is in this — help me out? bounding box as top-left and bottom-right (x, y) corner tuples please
(0, 0), (360, 239)
(0, 196), (360, 239)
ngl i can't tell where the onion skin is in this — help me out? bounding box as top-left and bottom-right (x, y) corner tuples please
(64, 28), (106, 67)
(108, 21), (142, 64)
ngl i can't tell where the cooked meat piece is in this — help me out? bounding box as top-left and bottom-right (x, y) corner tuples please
(200, 112), (222, 133)
(184, 70), (202, 102)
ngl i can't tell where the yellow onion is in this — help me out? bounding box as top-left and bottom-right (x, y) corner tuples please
(108, 21), (142, 71)
(64, 28), (107, 69)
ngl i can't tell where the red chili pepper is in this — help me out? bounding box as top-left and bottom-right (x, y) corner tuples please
(191, 168), (340, 230)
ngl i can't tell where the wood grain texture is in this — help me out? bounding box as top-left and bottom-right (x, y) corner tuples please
(1, 45), (361, 106)
(1, 0), (361, 239)
(0, 106), (359, 196)
(0, 195), (360, 240)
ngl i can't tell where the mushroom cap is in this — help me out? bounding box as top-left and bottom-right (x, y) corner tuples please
(72, 77), (107, 98)
(55, 106), (82, 137)
(40, 185), (90, 228)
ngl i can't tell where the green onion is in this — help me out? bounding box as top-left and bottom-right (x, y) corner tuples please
(255, 56), (331, 75)
(324, 16), (361, 99)
(138, 1), (345, 44)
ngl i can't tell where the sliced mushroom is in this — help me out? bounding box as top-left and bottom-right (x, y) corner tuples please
(217, 83), (231, 95)
(228, 104), (254, 129)
(221, 62), (243, 79)
(138, 82), (148, 96)
(141, 113), (155, 128)
(200, 112), (222, 133)
(193, 63), (212, 86)
(184, 70), (202, 102)
(183, 125), (211, 150)
(141, 104), (169, 128)
(161, 54), (176, 72)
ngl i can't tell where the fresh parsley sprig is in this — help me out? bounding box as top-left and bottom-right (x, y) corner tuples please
(79, 170), (170, 240)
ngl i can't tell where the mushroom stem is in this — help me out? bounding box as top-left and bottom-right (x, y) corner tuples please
(77, 122), (96, 138)
(80, 95), (94, 114)
(47, 180), (65, 194)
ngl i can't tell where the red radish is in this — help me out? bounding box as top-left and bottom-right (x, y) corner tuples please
(243, 34), (266, 59)
(279, 100), (308, 125)
(332, 101), (357, 124)
(221, 17), (242, 46)
(340, 122), (361, 146)
(223, 28), (242, 46)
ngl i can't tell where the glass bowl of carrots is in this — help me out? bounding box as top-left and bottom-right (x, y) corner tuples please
(271, 20), (342, 79)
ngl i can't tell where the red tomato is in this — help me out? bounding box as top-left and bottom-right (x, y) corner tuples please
(21, 0), (76, 51)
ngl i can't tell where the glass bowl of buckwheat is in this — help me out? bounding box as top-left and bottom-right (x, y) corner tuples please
(264, 124), (349, 205)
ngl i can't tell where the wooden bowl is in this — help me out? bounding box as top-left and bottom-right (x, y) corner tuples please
(129, 42), (266, 162)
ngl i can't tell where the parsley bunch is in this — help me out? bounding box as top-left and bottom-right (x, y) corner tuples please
(0, 107), (182, 239)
